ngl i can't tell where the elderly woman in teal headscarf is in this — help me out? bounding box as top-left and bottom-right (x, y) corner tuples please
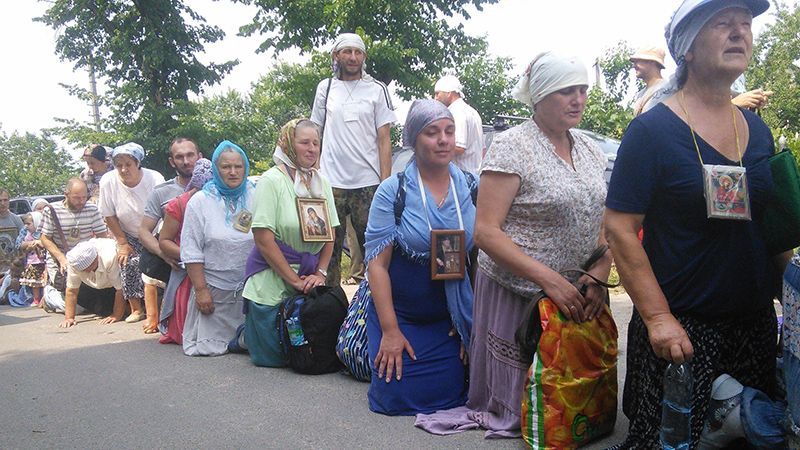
(180, 141), (255, 356)
(364, 99), (476, 416)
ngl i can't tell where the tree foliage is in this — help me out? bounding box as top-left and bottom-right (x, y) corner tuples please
(452, 42), (528, 123)
(37, 0), (237, 173)
(0, 128), (79, 196)
(237, 0), (497, 99)
(748, 1), (800, 135)
(580, 41), (635, 139)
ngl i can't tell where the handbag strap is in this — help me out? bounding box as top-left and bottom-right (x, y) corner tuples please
(44, 204), (69, 253)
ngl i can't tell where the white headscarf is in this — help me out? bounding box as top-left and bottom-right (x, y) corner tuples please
(512, 52), (588, 108)
(331, 32), (373, 81)
(644, 0), (769, 112)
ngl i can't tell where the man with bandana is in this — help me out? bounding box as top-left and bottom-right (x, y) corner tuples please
(311, 32), (397, 286)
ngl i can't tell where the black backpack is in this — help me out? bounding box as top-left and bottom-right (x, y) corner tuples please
(278, 285), (348, 374)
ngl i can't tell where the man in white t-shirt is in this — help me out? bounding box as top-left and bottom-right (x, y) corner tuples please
(434, 75), (484, 174)
(99, 142), (165, 323)
(59, 238), (124, 328)
(311, 32), (396, 286)
(630, 47), (667, 116)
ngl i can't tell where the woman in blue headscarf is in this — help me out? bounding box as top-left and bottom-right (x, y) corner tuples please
(604, 0), (784, 448)
(180, 141), (255, 356)
(364, 99), (476, 415)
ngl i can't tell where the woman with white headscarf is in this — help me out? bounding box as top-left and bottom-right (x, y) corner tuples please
(604, 0), (783, 448)
(417, 52), (610, 437)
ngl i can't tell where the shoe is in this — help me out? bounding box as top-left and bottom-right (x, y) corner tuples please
(124, 311), (145, 323)
(698, 374), (745, 450)
(227, 323), (248, 354)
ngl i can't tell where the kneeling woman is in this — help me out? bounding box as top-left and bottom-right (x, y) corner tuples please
(181, 141), (255, 356)
(240, 119), (337, 367)
(365, 99), (475, 415)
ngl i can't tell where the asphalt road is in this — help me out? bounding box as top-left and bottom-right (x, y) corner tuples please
(0, 290), (633, 449)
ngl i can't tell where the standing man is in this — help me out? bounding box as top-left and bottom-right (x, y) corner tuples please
(311, 32), (396, 286)
(0, 188), (24, 302)
(138, 137), (201, 333)
(629, 47), (667, 116)
(434, 75), (484, 174)
(39, 178), (109, 311)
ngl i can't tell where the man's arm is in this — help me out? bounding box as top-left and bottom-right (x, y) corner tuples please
(105, 216), (133, 266)
(377, 124), (392, 181)
(138, 216), (176, 267)
(40, 234), (67, 274)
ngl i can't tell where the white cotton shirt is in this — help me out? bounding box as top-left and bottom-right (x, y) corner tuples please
(66, 238), (122, 290)
(311, 77), (397, 189)
(99, 168), (165, 236)
(448, 98), (484, 174)
(180, 186), (255, 291)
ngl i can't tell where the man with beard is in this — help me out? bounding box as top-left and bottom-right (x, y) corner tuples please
(311, 32), (396, 286)
(138, 137), (202, 333)
(39, 178), (109, 312)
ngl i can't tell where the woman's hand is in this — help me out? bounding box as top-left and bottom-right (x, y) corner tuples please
(449, 328), (468, 365)
(645, 313), (694, 363)
(579, 276), (607, 321)
(375, 328), (416, 383)
(194, 287), (215, 315)
(541, 272), (587, 322)
(299, 273), (325, 294)
(116, 242), (133, 266)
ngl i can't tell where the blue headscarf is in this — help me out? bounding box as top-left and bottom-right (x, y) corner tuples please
(203, 140), (253, 223)
(364, 159), (477, 351)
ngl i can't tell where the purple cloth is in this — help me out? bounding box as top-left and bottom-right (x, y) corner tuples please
(243, 240), (320, 283)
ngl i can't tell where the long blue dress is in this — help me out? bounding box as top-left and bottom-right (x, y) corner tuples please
(366, 250), (467, 416)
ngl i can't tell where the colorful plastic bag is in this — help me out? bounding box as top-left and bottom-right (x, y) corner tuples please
(521, 298), (618, 449)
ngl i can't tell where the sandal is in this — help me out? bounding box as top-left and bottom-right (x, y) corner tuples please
(124, 311), (145, 323)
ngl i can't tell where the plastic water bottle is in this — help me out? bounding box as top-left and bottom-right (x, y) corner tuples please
(286, 317), (307, 346)
(660, 362), (693, 450)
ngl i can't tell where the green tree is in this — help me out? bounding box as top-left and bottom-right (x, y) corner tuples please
(580, 41), (635, 138)
(237, 0), (497, 99)
(37, 0), (237, 173)
(453, 43), (529, 123)
(0, 129), (79, 196)
(747, 1), (800, 135)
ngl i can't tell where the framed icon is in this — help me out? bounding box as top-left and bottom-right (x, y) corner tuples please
(297, 198), (334, 242)
(430, 229), (466, 280)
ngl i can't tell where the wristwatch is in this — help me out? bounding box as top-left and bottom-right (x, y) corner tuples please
(317, 268), (327, 278)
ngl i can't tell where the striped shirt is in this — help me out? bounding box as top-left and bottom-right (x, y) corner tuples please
(41, 201), (107, 272)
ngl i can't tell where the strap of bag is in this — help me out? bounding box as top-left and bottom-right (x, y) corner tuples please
(319, 77), (333, 150)
(44, 204), (69, 255)
(514, 245), (616, 357)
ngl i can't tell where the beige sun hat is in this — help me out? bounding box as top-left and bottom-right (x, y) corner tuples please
(630, 47), (666, 69)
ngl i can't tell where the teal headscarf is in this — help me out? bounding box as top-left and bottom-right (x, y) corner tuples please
(203, 140), (253, 223)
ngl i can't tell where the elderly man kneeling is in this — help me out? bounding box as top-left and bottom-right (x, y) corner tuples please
(59, 239), (126, 328)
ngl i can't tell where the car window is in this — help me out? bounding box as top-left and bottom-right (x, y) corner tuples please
(10, 200), (31, 215)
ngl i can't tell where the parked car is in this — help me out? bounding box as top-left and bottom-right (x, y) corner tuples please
(9, 195), (65, 216)
(392, 116), (620, 185)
